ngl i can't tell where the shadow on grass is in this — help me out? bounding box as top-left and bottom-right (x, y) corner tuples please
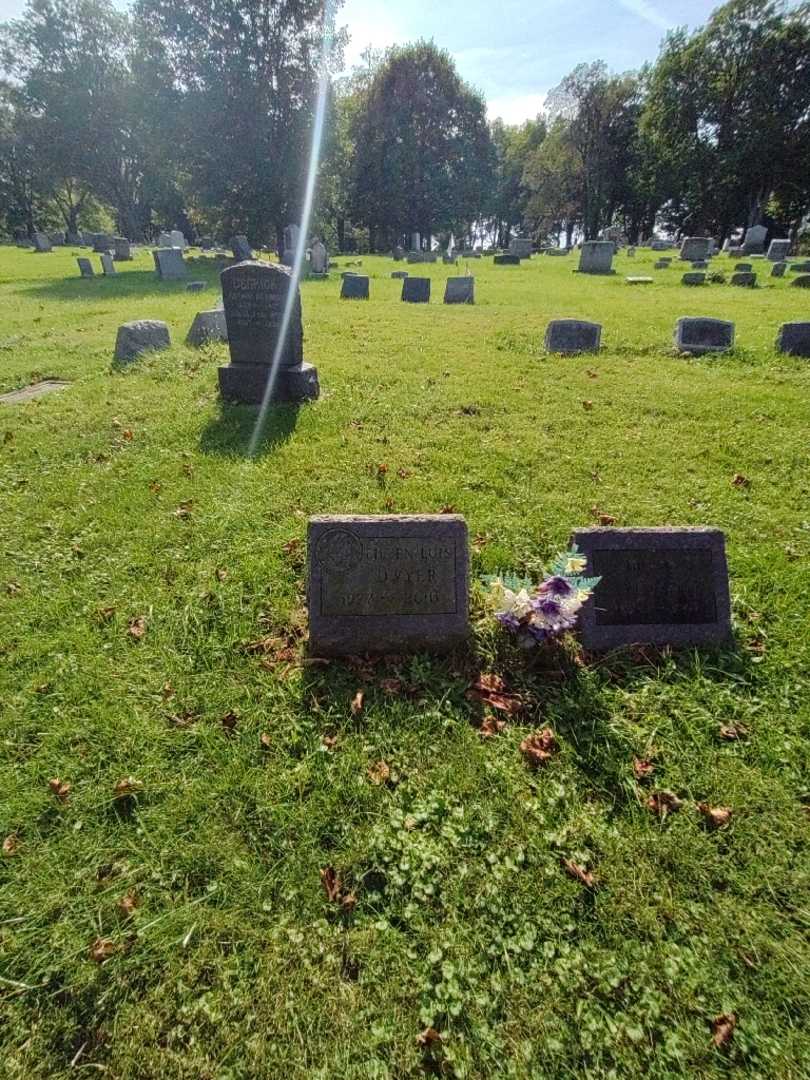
(200, 400), (300, 457)
(24, 265), (226, 303)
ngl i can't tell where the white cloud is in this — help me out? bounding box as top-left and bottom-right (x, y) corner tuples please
(616, 0), (672, 32)
(487, 93), (547, 125)
(339, 0), (405, 71)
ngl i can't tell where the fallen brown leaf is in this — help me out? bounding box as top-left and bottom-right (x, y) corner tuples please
(122, 429), (134, 441)
(479, 715), (507, 738)
(520, 728), (559, 768)
(173, 500), (193, 519)
(719, 723), (748, 741)
(633, 756), (655, 781)
(350, 690), (365, 715)
(260, 732), (272, 751)
(698, 803), (733, 829)
(586, 369), (599, 379)
(731, 473), (750, 488)
(397, 467), (412, 478)
(440, 504), (457, 514)
(221, 711), (238, 734)
(49, 777), (71, 802)
(148, 480), (162, 494)
(417, 1027), (443, 1048)
(379, 677), (403, 695)
(2, 833), (20, 856)
(582, 400), (593, 410)
(215, 567), (228, 582)
(319, 866), (356, 911)
(90, 937), (117, 964)
(5, 581), (22, 596)
(114, 776), (143, 798)
(711, 1013), (737, 1048)
(367, 760), (390, 785)
(468, 674), (524, 714)
(321, 734), (338, 751)
(128, 616), (146, 640)
(646, 790), (683, 819)
(117, 891), (139, 918)
(282, 538), (301, 557)
(562, 858), (597, 888)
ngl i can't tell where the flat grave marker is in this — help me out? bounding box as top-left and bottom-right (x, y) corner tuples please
(776, 322), (810, 357)
(0, 380), (70, 405)
(675, 317), (734, 355)
(545, 319), (602, 354)
(444, 276), (475, 304)
(341, 275), (370, 300)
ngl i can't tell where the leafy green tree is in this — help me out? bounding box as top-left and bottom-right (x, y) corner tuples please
(523, 119), (584, 247)
(348, 42), (496, 250)
(489, 116), (546, 248)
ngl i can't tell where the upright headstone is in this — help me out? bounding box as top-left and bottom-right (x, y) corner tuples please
(734, 262), (753, 272)
(577, 241), (614, 274)
(494, 254), (521, 266)
(767, 239), (791, 262)
(153, 248), (187, 280)
(340, 275), (369, 299)
(730, 272), (756, 287)
(93, 233), (114, 253)
(282, 224), (300, 267)
(77, 257), (94, 278)
(407, 252), (426, 264)
(679, 237), (711, 261)
(790, 275), (810, 288)
(186, 309), (228, 347)
(33, 232), (52, 253)
(771, 262), (787, 278)
(675, 317), (734, 355)
(571, 527), (732, 649)
(158, 231), (173, 248)
(100, 253), (117, 275)
(218, 260), (319, 404)
(231, 235), (252, 262)
(310, 240), (328, 275)
(66, 231), (82, 245)
(114, 237), (132, 261)
(50, 231), (65, 246)
(681, 272), (706, 286)
(170, 229), (187, 249)
(393, 245), (405, 261)
(402, 277), (430, 303)
(776, 322), (810, 357)
(307, 515), (469, 656)
(114, 321), (171, 364)
(410, 232), (421, 252)
(545, 320), (602, 354)
(443, 277), (475, 304)
(508, 237), (533, 258)
(742, 225), (767, 255)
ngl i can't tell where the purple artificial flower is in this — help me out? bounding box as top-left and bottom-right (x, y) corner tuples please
(532, 597), (562, 617)
(496, 611), (521, 633)
(538, 575), (574, 598)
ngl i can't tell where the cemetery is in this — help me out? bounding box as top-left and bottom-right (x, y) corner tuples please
(1, 0), (810, 1077)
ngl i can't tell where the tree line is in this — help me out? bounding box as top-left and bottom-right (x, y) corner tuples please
(1, 0), (809, 250)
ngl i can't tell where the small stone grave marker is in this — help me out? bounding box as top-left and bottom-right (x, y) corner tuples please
(508, 238), (533, 258)
(571, 527), (732, 649)
(340, 275), (369, 300)
(402, 277), (431, 303)
(626, 276), (653, 285)
(231, 235), (252, 262)
(114, 320), (171, 364)
(767, 239), (791, 262)
(776, 322), (810, 357)
(33, 232), (52, 253)
(577, 241), (614, 273)
(187, 309), (228, 346)
(114, 238), (132, 261)
(771, 262), (787, 278)
(307, 514), (469, 656)
(681, 272), (706, 286)
(444, 276), (474, 304)
(77, 258), (94, 278)
(93, 233), (114, 253)
(545, 320), (601, 354)
(791, 275), (810, 288)
(675, 317), (734, 355)
(186, 281), (206, 293)
(153, 248), (187, 280)
(734, 262), (752, 272)
(730, 272), (756, 287)
(100, 253), (116, 275)
(494, 254), (521, 266)
(391, 271), (408, 279)
(742, 225), (767, 254)
(679, 237), (711, 261)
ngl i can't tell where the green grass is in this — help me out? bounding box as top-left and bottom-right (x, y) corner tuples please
(1, 244), (809, 1079)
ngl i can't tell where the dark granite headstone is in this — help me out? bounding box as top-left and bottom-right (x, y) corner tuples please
(187, 309), (228, 346)
(776, 322), (810, 357)
(307, 515), (469, 655)
(402, 277), (430, 303)
(231, 235), (252, 261)
(681, 272), (706, 286)
(444, 276), (474, 304)
(545, 319), (602, 354)
(494, 254), (521, 266)
(153, 248), (187, 280)
(791, 275), (810, 288)
(218, 260), (318, 404)
(113, 237), (132, 261)
(730, 272), (756, 287)
(734, 262), (753, 272)
(32, 232), (52, 253)
(93, 233), (114, 253)
(771, 262), (787, 278)
(675, 317), (734, 355)
(77, 258), (94, 278)
(571, 527), (732, 649)
(114, 320), (170, 364)
(340, 275), (369, 299)
(767, 239), (791, 262)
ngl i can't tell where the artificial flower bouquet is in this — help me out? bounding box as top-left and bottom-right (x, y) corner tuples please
(485, 547), (601, 649)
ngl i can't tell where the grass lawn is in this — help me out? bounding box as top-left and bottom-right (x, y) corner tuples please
(1, 243), (809, 1079)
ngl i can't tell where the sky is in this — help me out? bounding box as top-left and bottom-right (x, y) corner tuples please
(0, 0), (726, 124)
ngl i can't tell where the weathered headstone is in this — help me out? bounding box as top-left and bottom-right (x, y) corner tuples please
(0, 380), (70, 405)
(443, 276), (475, 304)
(340, 275), (369, 300)
(734, 262), (753, 272)
(218, 260), (318, 404)
(545, 320), (602, 354)
(771, 262), (787, 278)
(742, 224), (767, 255)
(651, 239), (672, 251)
(571, 527), (732, 649)
(681, 272), (706, 286)
(153, 248), (187, 280)
(776, 322), (810, 357)
(577, 241), (614, 274)
(114, 237), (132, 261)
(186, 309), (228, 347)
(93, 233), (114, 253)
(767, 239), (791, 262)
(654, 260), (669, 270)
(402, 277), (430, 303)
(310, 240), (328, 275)
(442, 254), (458, 265)
(789, 262), (810, 273)
(410, 232), (421, 251)
(114, 320), (171, 364)
(307, 514), (469, 656)
(158, 231), (173, 248)
(691, 260), (709, 270)
(730, 272), (756, 287)
(100, 253), (116, 275)
(508, 237), (533, 258)
(626, 276), (653, 285)
(231, 235), (252, 262)
(494, 254), (521, 266)
(679, 237), (711, 261)
(33, 232), (52, 253)
(50, 231), (65, 246)
(393, 245), (405, 261)
(675, 317), (734, 355)
(170, 229), (186, 249)
(282, 224), (300, 267)
(77, 257), (94, 278)
(627, 246), (636, 257)
(791, 275), (810, 288)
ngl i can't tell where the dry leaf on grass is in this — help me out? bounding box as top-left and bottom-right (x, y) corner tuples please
(731, 473), (750, 488)
(468, 673), (524, 714)
(350, 690), (365, 715)
(479, 715), (507, 738)
(633, 756), (655, 781)
(562, 858), (597, 889)
(319, 866), (356, 911)
(582, 400), (594, 410)
(711, 1013), (737, 1048)
(49, 777), (71, 802)
(520, 728), (559, 768)
(367, 761), (391, 785)
(591, 507), (616, 526)
(3, 834), (20, 856)
(698, 803), (733, 829)
(260, 732), (272, 751)
(646, 790), (683, 819)
(117, 892), (139, 918)
(5, 581), (22, 596)
(440, 504), (457, 514)
(416, 1027), (442, 1048)
(90, 937), (118, 963)
(114, 777), (143, 798)
(128, 616), (146, 640)
(719, 723), (748, 741)
(221, 711), (238, 734)
(214, 567), (228, 582)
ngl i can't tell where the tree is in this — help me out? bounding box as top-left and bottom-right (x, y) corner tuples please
(348, 42), (496, 250)
(489, 116), (546, 248)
